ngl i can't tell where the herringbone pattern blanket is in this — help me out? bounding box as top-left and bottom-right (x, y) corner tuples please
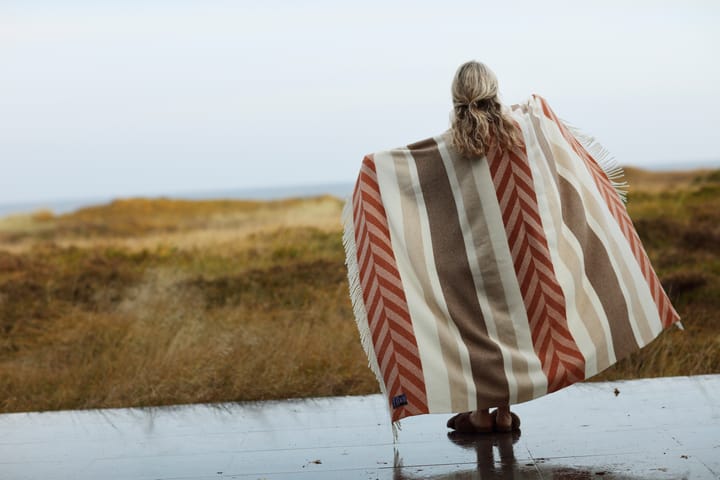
(342, 95), (680, 424)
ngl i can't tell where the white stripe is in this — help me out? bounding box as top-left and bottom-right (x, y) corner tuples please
(341, 191), (386, 401)
(373, 150), (454, 412)
(534, 104), (663, 342)
(525, 127), (617, 368)
(470, 147), (549, 399)
(515, 113), (609, 378)
(404, 148), (480, 411)
(559, 159), (663, 343)
(435, 136), (520, 404)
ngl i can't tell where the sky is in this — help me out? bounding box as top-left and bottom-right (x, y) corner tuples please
(1, 1), (719, 205)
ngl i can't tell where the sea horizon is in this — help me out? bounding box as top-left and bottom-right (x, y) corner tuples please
(2, 159), (719, 219)
(0, 181), (356, 218)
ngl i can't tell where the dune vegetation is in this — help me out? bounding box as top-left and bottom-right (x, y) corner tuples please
(0, 168), (718, 414)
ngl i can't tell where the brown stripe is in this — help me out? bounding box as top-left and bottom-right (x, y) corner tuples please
(391, 150), (470, 412)
(408, 137), (510, 407)
(556, 175), (641, 360)
(441, 138), (536, 403)
(528, 112), (643, 359)
(487, 142), (586, 392)
(526, 113), (611, 370)
(353, 155), (428, 422)
(537, 95), (679, 329)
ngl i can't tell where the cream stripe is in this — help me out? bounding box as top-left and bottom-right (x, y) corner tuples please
(555, 159), (660, 346)
(533, 105), (662, 342)
(341, 195), (386, 399)
(435, 135), (521, 404)
(400, 148), (479, 411)
(372, 150), (452, 411)
(544, 140), (662, 345)
(516, 112), (610, 377)
(528, 104), (658, 342)
(470, 147), (549, 399)
(393, 151), (468, 412)
(525, 113), (621, 366)
(527, 132), (617, 370)
(547, 146), (661, 339)
(373, 150), (457, 412)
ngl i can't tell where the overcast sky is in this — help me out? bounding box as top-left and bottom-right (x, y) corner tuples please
(1, 1), (718, 205)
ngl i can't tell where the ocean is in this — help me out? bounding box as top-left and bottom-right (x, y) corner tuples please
(2, 158), (719, 219)
(0, 182), (355, 218)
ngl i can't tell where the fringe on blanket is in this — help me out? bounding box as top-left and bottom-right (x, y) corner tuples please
(342, 198), (405, 439)
(342, 197), (402, 437)
(564, 122), (629, 205)
(341, 198), (386, 396)
(564, 121), (685, 331)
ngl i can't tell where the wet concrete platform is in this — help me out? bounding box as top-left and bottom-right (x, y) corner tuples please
(0, 375), (718, 479)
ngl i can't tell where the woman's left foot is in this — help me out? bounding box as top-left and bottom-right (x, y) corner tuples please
(446, 410), (493, 433)
(492, 409), (521, 432)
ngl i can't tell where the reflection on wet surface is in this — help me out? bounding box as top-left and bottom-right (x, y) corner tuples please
(393, 431), (533, 479)
(394, 430), (696, 479)
(0, 375), (718, 479)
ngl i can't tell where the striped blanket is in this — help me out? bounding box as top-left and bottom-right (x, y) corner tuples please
(342, 94), (680, 424)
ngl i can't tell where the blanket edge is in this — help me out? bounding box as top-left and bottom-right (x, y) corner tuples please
(340, 195), (389, 402)
(564, 121), (630, 204)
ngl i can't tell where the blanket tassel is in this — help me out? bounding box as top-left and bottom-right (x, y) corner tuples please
(566, 123), (629, 204)
(342, 194), (398, 440)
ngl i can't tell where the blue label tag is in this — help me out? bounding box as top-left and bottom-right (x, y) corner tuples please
(392, 393), (408, 409)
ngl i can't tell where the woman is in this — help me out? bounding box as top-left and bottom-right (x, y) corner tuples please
(444, 61), (524, 434)
(342, 60), (680, 435)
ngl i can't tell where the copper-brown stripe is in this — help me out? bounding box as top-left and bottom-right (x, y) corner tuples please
(408, 137), (510, 407)
(485, 140), (586, 392)
(391, 150), (471, 412)
(536, 95), (679, 329)
(353, 155), (428, 421)
(528, 112), (640, 363)
(441, 139), (537, 403)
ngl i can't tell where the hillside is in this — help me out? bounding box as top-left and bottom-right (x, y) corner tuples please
(0, 168), (718, 413)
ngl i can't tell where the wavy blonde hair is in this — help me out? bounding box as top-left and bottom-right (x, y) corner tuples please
(450, 61), (523, 158)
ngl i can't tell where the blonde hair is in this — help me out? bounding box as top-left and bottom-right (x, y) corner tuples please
(450, 61), (523, 157)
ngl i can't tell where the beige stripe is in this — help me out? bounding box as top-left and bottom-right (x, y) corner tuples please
(403, 149), (480, 410)
(437, 134), (537, 404)
(410, 137), (510, 408)
(372, 150), (452, 412)
(534, 114), (662, 345)
(519, 112), (613, 376)
(555, 159), (656, 349)
(526, 103), (658, 348)
(388, 149), (473, 412)
(535, 113), (659, 348)
(469, 150), (549, 398)
(557, 175), (643, 362)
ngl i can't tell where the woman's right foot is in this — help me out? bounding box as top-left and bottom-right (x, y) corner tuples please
(447, 407), (520, 433)
(447, 409), (494, 433)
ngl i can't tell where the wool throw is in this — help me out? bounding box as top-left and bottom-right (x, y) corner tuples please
(342, 94), (680, 424)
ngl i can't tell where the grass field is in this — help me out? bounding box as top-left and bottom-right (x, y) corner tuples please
(0, 168), (718, 413)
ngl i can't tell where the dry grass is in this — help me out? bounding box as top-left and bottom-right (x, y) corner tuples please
(590, 168), (720, 381)
(0, 196), (378, 413)
(0, 168), (718, 414)
(622, 167), (714, 194)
